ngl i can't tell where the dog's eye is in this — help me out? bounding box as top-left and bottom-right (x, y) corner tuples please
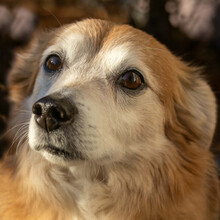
(44, 55), (63, 73)
(118, 70), (144, 90)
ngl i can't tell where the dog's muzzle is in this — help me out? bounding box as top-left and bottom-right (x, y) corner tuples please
(32, 94), (78, 132)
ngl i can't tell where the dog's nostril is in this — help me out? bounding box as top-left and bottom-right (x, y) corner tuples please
(50, 106), (69, 122)
(32, 103), (42, 116)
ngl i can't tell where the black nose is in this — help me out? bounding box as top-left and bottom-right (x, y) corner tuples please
(32, 95), (77, 132)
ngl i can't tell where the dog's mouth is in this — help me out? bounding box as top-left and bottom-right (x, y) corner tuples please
(35, 145), (84, 160)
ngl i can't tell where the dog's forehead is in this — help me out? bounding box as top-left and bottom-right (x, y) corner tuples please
(53, 20), (114, 59)
(50, 21), (154, 76)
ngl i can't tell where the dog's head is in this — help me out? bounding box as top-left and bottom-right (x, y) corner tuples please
(8, 19), (216, 167)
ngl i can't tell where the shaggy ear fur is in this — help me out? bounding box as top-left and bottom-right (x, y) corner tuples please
(7, 31), (54, 106)
(165, 61), (216, 150)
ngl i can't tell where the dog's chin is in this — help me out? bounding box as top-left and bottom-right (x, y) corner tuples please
(33, 145), (85, 166)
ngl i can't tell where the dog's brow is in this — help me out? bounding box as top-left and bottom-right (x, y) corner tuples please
(100, 44), (133, 72)
(103, 45), (130, 65)
(58, 32), (85, 50)
(100, 43), (145, 76)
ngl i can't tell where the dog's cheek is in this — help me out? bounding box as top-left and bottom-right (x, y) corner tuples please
(90, 98), (164, 163)
(70, 95), (125, 162)
(115, 93), (164, 143)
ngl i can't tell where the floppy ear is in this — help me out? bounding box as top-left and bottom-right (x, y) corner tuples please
(165, 62), (216, 150)
(7, 31), (53, 106)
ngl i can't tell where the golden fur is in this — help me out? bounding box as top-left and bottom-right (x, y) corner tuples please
(0, 19), (219, 220)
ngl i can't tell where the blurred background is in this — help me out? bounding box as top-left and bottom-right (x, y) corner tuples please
(0, 0), (220, 162)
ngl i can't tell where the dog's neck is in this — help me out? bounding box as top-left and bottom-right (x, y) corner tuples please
(13, 144), (157, 220)
(10, 141), (211, 220)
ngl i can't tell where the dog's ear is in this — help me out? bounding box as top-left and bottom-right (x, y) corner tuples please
(7, 31), (53, 106)
(164, 61), (216, 150)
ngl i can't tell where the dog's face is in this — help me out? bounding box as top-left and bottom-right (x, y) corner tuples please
(28, 20), (165, 166)
(9, 19), (216, 167)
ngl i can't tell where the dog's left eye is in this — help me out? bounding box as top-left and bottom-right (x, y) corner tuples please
(44, 55), (63, 73)
(117, 70), (144, 90)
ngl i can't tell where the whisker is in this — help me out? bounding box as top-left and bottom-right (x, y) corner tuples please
(16, 133), (28, 155)
(13, 127), (28, 144)
(6, 123), (29, 156)
(16, 110), (32, 114)
(42, 8), (62, 27)
(3, 122), (29, 138)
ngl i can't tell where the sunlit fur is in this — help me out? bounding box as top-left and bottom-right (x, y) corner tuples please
(0, 19), (219, 220)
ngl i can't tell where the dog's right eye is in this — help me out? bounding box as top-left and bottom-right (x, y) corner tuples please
(44, 55), (63, 73)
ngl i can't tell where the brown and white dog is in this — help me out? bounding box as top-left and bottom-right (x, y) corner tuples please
(0, 19), (219, 220)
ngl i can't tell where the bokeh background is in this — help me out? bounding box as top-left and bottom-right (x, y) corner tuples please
(0, 0), (220, 162)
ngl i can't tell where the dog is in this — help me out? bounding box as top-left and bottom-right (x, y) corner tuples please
(0, 19), (219, 220)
